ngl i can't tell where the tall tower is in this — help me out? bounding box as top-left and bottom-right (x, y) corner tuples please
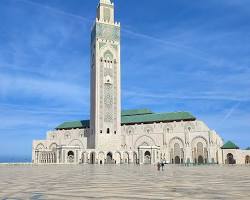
(90, 0), (121, 150)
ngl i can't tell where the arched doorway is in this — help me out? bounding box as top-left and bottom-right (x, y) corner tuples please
(245, 156), (250, 164)
(198, 155), (204, 164)
(173, 143), (181, 164)
(133, 152), (138, 164)
(106, 152), (113, 164)
(67, 151), (74, 163)
(227, 153), (235, 164)
(174, 156), (180, 164)
(114, 152), (121, 164)
(90, 152), (95, 164)
(123, 152), (129, 164)
(144, 151), (151, 164)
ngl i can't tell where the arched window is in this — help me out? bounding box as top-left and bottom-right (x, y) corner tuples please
(67, 151), (74, 163)
(68, 151), (74, 157)
(107, 128), (110, 134)
(227, 153), (236, 164)
(245, 155), (250, 164)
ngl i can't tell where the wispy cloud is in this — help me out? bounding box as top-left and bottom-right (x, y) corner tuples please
(15, 0), (91, 22)
(220, 102), (242, 125)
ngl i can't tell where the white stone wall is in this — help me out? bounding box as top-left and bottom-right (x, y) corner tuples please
(32, 119), (250, 165)
(120, 120), (223, 164)
(222, 149), (250, 164)
(32, 119), (235, 165)
(32, 128), (89, 164)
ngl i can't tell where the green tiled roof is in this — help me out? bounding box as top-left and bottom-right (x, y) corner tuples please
(121, 112), (195, 125)
(56, 109), (196, 130)
(56, 120), (89, 130)
(121, 109), (153, 116)
(221, 141), (239, 149)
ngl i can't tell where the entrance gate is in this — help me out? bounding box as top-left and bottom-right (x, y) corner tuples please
(106, 152), (113, 164)
(144, 151), (151, 164)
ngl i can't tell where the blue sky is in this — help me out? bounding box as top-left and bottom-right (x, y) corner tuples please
(0, 0), (250, 159)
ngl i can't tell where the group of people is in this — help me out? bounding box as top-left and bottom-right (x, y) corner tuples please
(157, 162), (165, 171)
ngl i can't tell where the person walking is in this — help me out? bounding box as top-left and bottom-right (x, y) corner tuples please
(157, 162), (161, 171)
(161, 162), (164, 171)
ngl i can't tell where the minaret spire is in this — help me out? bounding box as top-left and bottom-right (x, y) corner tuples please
(97, 0), (114, 23)
(100, 0), (113, 5)
(90, 0), (121, 150)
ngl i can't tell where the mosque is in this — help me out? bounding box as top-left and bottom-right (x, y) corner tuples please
(32, 0), (250, 165)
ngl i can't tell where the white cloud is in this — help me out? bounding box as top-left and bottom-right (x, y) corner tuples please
(0, 73), (89, 105)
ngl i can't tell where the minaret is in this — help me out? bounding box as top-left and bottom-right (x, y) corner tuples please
(90, 0), (121, 150)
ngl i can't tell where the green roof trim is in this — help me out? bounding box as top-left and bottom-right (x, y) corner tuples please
(221, 141), (239, 149)
(121, 109), (153, 116)
(121, 111), (195, 125)
(56, 120), (90, 130)
(56, 110), (196, 130)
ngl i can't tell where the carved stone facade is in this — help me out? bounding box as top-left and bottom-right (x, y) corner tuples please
(32, 0), (250, 165)
(90, 0), (121, 151)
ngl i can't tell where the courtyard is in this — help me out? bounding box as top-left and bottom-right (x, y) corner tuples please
(0, 164), (250, 199)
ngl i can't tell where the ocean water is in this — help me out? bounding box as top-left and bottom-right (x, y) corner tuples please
(0, 156), (31, 163)
(0, 164), (250, 200)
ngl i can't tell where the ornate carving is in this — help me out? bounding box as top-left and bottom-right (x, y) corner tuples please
(104, 112), (113, 122)
(104, 8), (111, 22)
(104, 94), (113, 107)
(96, 23), (120, 42)
(144, 126), (153, 134)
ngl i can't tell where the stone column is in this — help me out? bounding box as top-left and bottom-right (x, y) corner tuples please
(76, 150), (79, 164)
(56, 150), (60, 164)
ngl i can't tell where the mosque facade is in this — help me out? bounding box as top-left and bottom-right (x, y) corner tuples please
(32, 0), (250, 165)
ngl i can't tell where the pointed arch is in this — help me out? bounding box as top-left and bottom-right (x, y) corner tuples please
(163, 124), (173, 133)
(191, 136), (208, 148)
(49, 143), (57, 151)
(68, 139), (84, 149)
(123, 152), (130, 164)
(169, 137), (184, 148)
(35, 143), (45, 151)
(103, 50), (113, 60)
(100, 44), (118, 59)
(98, 151), (105, 164)
(134, 135), (156, 148)
(184, 122), (195, 132)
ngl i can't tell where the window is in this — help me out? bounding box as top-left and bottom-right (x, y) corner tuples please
(107, 128), (110, 134)
(114, 131), (116, 134)
(100, 130), (102, 134)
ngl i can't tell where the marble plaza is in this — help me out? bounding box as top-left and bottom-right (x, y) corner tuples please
(1, 165), (250, 199)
